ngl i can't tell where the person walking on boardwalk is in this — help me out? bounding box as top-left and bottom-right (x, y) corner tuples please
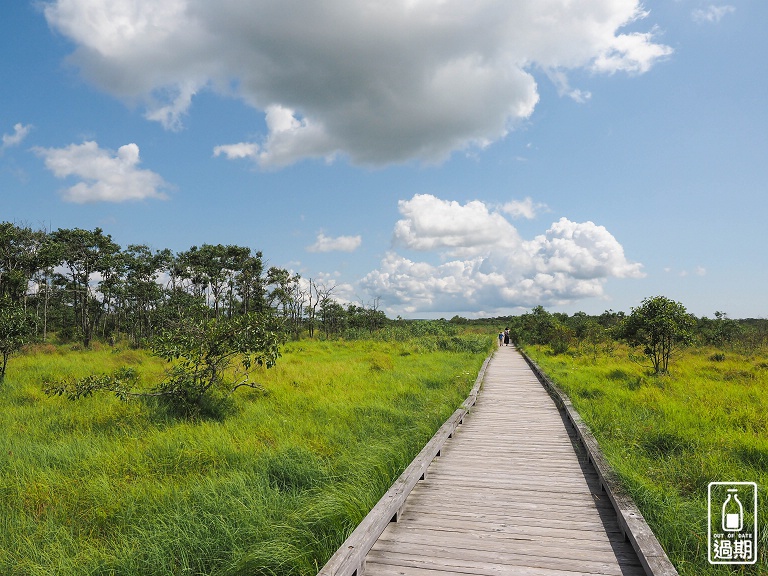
(498, 331), (504, 346)
(503, 328), (510, 346)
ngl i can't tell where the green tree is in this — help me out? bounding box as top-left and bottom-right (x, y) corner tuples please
(150, 311), (285, 415)
(0, 222), (45, 305)
(120, 245), (172, 345)
(49, 227), (121, 347)
(519, 305), (557, 344)
(177, 244), (255, 318)
(234, 251), (267, 315)
(30, 234), (63, 341)
(319, 300), (347, 337)
(46, 312), (285, 417)
(548, 322), (575, 355)
(699, 311), (742, 350)
(266, 266), (296, 316)
(619, 295), (696, 375)
(0, 299), (32, 383)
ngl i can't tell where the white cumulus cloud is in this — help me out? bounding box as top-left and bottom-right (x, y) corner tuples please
(1, 123), (33, 151)
(44, 0), (671, 168)
(307, 232), (362, 253)
(361, 194), (643, 315)
(34, 141), (170, 203)
(394, 194), (521, 257)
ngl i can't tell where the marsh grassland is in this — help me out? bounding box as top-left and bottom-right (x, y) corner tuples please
(525, 344), (768, 575)
(1, 338), (490, 575)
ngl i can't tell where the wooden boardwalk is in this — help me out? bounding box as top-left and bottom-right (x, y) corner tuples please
(363, 345), (646, 576)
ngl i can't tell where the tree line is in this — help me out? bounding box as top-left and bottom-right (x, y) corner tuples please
(0, 222), (388, 342)
(486, 298), (768, 374)
(0, 221), (387, 382)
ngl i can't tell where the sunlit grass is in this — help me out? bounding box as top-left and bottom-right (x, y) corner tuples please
(0, 337), (491, 575)
(525, 343), (768, 575)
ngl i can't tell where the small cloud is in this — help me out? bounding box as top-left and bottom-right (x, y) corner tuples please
(692, 5), (735, 24)
(670, 265), (707, 277)
(501, 197), (548, 220)
(546, 70), (592, 103)
(144, 80), (198, 131)
(1, 123), (33, 151)
(34, 141), (170, 203)
(213, 106), (337, 168)
(307, 232), (362, 253)
(213, 142), (260, 160)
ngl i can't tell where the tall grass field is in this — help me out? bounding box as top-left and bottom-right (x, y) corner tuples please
(1, 337), (491, 575)
(525, 343), (768, 575)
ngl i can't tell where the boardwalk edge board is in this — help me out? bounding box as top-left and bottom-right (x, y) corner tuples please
(317, 354), (492, 576)
(519, 349), (680, 576)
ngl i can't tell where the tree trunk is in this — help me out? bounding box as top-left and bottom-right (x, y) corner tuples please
(1, 351), (9, 382)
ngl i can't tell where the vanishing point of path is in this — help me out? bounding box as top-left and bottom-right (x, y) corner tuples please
(363, 345), (646, 576)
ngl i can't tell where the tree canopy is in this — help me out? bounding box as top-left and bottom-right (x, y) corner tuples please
(617, 295), (696, 374)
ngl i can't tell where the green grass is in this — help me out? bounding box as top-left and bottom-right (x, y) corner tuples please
(0, 338), (491, 575)
(525, 343), (768, 575)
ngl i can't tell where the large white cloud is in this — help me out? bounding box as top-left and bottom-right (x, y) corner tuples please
(361, 194), (643, 315)
(44, 0), (671, 168)
(34, 141), (169, 203)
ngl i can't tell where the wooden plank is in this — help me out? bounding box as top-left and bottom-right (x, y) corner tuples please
(373, 526), (643, 559)
(366, 547), (645, 576)
(392, 512), (630, 541)
(395, 508), (626, 535)
(399, 503), (617, 525)
(364, 559), (620, 576)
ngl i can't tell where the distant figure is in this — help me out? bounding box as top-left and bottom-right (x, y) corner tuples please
(503, 328), (510, 347)
(498, 331), (504, 346)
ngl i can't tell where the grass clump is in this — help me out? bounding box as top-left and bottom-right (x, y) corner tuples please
(525, 343), (768, 575)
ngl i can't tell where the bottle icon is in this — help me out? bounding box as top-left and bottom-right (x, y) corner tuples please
(721, 488), (743, 532)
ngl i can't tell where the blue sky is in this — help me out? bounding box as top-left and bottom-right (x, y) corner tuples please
(1, 1), (766, 319)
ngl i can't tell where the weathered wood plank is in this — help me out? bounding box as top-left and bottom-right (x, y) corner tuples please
(406, 503), (623, 539)
(392, 511), (630, 541)
(396, 508), (626, 535)
(364, 560), (619, 576)
(366, 547), (645, 576)
(373, 526), (644, 559)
